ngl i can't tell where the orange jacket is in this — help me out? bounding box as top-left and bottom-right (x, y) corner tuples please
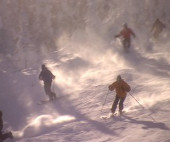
(109, 79), (131, 97)
(118, 27), (135, 39)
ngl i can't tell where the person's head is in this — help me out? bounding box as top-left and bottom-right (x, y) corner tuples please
(117, 75), (122, 81)
(0, 110), (3, 117)
(123, 23), (128, 28)
(41, 64), (47, 70)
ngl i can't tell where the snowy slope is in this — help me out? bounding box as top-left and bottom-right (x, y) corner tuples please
(1, 40), (170, 142)
(0, 0), (170, 142)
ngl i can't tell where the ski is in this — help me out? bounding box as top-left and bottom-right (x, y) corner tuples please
(100, 111), (126, 120)
(37, 95), (66, 105)
(100, 113), (117, 119)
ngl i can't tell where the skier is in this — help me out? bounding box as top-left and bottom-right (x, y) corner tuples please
(115, 23), (136, 49)
(39, 64), (56, 101)
(0, 110), (13, 141)
(108, 75), (131, 115)
(151, 18), (165, 39)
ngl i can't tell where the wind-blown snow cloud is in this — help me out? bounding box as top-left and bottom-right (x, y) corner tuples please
(14, 114), (75, 138)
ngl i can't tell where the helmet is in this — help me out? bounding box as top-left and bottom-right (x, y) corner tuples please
(41, 64), (46, 70)
(117, 75), (122, 81)
(123, 23), (127, 27)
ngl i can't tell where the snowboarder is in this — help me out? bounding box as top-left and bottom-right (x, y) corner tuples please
(151, 18), (165, 39)
(0, 110), (13, 141)
(108, 75), (131, 115)
(115, 23), (136, 49)
(39, 64), (56, 101)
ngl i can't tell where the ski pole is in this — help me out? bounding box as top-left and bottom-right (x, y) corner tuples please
(129, 92), (145, 109)
(101, 90), (110, 113)
(129, 92), (156, 122)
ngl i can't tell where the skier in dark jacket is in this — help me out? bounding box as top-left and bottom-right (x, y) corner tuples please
(109, 75), (131, 115)
(151, 18), (165, 39)
(0, 111), (13, 141)
(39, 64), (56, 101)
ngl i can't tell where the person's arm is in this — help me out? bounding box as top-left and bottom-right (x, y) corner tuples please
(49, 70), (55, 80)
(52, 73), (55, 79)
(161, 22), (166, 28)
(115, 29), (123, 38)
(0, 117), (3, 132)
(151, 20), (157, 32)
(130, 29), (136, 38)
(109, 82), (116, 91)
(115, 33), (121, 38)
(115, 30), (123, 38)
(39, 72), (43, 80)
(123, 81), (131, 92)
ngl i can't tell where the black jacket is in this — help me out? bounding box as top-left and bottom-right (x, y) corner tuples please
(39, 69), (55, 83)
(0, 116), (3, 134)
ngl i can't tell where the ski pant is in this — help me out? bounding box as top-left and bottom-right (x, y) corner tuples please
(0, 131), (12, 141)
(44, 81), (56, 100)
(111, 95), (126, 113)
(122, 38), (131, 49)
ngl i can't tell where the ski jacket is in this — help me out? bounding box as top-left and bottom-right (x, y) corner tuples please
(39, 69), (55, 84)
(109, 79), (131, 97)
(0, 116), (3, 134)
(151, 19), (165, 33)
(117, 27), (135, 40)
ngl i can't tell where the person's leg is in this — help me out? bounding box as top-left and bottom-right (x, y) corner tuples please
(122, 39), (126, 49)
(44, 82), (53, 100)
(47, 82), (57, 100)
(50, 81), (57, 99)
(111, 95), (120, 113)
(127, 38), (131, 48)
(122, 39), (130, 51)
(0, 132), (13, 140)
(119, 97), (126, 113)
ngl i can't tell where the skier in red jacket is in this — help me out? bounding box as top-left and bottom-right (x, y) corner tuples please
(115, 23), (136, 49)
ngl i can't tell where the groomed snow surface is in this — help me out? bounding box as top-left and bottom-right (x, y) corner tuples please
(1, 38), (170, 142)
